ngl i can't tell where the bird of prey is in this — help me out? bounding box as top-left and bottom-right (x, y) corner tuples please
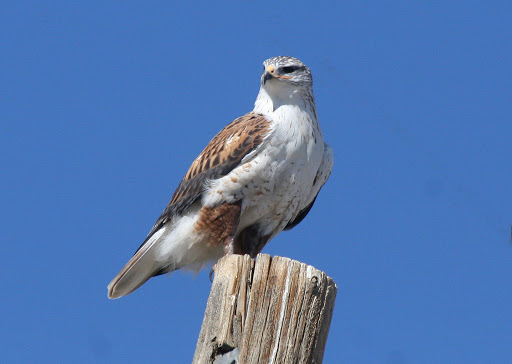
(108, 56), (333, 299)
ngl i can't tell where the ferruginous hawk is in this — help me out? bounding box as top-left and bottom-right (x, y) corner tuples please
(108, 56), (333, 299)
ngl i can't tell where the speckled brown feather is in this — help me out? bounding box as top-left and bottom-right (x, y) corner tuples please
(137, 112), (272, 251)
(183, 113), (270, 181)
(194, 202), (242, 249)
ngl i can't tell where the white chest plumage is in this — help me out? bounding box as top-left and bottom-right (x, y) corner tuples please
(204, 89), (325, 240)
(249, 109), (322, 233)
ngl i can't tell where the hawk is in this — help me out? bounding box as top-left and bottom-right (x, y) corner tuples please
(108, 56), (333, 299)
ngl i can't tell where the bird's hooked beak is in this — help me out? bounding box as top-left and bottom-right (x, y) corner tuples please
(262, 65), (291, 85)
(262, 65), (275, 85)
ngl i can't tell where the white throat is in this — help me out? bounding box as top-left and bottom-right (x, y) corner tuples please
(253, 84), (317, 122)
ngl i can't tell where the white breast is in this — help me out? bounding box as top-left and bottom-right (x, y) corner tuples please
(203, 100), (325, 238)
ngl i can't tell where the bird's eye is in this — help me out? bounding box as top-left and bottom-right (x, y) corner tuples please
(281, 65), (301, 74)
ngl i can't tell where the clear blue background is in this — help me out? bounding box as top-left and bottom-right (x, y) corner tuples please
(2, 2), (511, 363)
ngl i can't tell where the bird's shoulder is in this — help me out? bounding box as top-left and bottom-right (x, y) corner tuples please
(182, 112), (273, 182)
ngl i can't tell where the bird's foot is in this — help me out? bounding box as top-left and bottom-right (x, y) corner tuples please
(209, 264), (216, 282)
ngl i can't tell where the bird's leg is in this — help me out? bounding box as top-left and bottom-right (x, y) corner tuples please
(211, 235), (236, 282)
(234, 225), (271, 258)
(195, 202), (241, 249)
(223, 235), (235, 255)
(195, 202), (242, 283)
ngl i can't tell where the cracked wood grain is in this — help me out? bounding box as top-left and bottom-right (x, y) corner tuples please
(192, 254), (337, 364)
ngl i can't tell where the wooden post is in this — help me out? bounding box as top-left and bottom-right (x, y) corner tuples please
(193, 254), (337, 364)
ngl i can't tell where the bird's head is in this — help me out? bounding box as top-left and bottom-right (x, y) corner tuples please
(261, 56), (313, 90)
(254, 56), (316, 115)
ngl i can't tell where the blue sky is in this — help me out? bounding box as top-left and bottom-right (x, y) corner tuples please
(2, 1), (511, 363)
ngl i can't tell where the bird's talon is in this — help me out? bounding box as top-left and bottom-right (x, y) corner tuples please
(209, 264), (216, 282)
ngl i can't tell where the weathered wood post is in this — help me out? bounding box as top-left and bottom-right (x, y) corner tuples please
(193, 254), (337, 364)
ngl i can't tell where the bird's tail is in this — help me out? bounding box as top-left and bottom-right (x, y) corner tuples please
(107, 227), (167, 299)
(108, 208), (224, 299)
